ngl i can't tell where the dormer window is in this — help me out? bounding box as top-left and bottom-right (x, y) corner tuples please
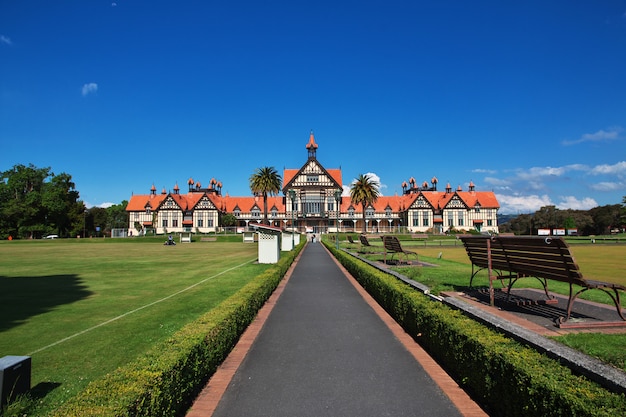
(385, 206), (392, 217)
(252, 207), (261, 217)
(366, 207), (375, 217)
(234, 207), (241, 217)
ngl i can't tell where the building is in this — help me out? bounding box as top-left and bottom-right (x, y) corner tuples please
(126, 132), (499, 235)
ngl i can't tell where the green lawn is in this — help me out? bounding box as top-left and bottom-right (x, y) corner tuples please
(0, 238), (264, 415)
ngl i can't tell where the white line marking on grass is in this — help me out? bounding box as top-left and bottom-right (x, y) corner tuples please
(28, 258), (257, 355)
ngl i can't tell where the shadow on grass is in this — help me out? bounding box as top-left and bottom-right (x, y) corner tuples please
(0, 275), (92, 332)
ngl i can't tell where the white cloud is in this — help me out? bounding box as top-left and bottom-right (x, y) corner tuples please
(496, 193), (600, 214)
(590, 161), (626, 175)
(556, 196), (598, 211)
(472, 168), (497, 175)
(562, 127), (623, 146)
(85, 201), (115, 209)
(483, 176), (511, 187)
(590, 181), (626, 192)
(81, 82), (98, 97)
(1, 35), (12, 46)
(496, 193), (554, 214)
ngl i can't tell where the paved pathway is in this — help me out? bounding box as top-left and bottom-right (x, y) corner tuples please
(187, 243), (487, 417)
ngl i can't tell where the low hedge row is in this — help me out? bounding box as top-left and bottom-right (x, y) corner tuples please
(51, 242), (304, 417)
(326, 243), (626, 417)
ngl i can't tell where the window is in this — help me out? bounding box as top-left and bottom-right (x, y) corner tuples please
(197, 219), (203, 227)
(365, 207), (375, 217)
(423, 218), (429, 227)
(385, 207), (392, 217)
(413, 217), (419, 227)
(348, 208), (355, 217)
(458, 211), (464, 226)
(146, 208), (151, 214)
(303, 194), (323, 215)
(327, 202), (334, 211)
(173, 219), (178, 227)
(271, 208), (277, 217)
(307, 175), (319, 182)
(234, 208), (240, 217)
(448, 212), (454, 227)
(208, 219), (214, 227)
(162, 219), (168, 227)
(487, 220), (493, 226)
(252, 208), (260, 217)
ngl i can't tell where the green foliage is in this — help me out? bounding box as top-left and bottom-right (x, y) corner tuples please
(47, 241), (304, 417)
(0, 164), (82, 239)
(349, 173), (381, 233)
(220, 213), (237, 227)
(325, 242), (626, 417)
(249, 166), (282, 225)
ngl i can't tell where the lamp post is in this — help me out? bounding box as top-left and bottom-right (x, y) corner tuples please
(334, 189), (341, 249)
(288, 189), (296, 249)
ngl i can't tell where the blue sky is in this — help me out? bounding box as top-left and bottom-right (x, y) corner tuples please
(1, 1), (625, 214)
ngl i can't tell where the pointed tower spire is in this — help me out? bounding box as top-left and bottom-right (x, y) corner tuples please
(306, 130), (318, 160)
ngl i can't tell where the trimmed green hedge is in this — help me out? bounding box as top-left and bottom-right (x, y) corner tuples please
(50, 243), (304, 417)
(326, 243), (626, 417)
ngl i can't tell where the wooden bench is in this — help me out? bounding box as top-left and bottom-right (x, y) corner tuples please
(180, 233), (192, 243)
(411, 234), (428, 240)
(200, 237), (216, 242)
(460, 235), (626, 326)
(381, 235), (418, 265)
(359, 234), (375, 252)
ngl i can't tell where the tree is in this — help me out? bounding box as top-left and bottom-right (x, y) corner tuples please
(588, 204), (622, 235)
(621, 196), (626, 230)
(220, 213), (237, 228)
(349, 173), (380, 233)
(249, 166), (282, 225)
(106, 201), (129, 233)
(0, 164), (81, 239)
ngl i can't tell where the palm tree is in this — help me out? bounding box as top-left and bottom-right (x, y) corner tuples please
(249, 166), (282, 225)
(350, 173), (380, 233)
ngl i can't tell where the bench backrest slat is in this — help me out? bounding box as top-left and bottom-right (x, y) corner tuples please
(460, 235), (587, 287)
(382, 236), (403, 252)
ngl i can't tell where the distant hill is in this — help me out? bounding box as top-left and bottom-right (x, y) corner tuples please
(497, 214), (518, 225)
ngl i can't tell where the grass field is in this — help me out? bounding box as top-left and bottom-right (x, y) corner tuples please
(0, 238), (265, 415)
(2, 237), (625, 414)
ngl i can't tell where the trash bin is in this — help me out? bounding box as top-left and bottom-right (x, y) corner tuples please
(0, 356), (31, 407)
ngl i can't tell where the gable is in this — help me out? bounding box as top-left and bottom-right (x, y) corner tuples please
(445, 195), (468, 209)
(410, 194), (434, 210)
(158, 195), (183, 211)
(193, 195), (217, 210)
(283, 159), (341, 191)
